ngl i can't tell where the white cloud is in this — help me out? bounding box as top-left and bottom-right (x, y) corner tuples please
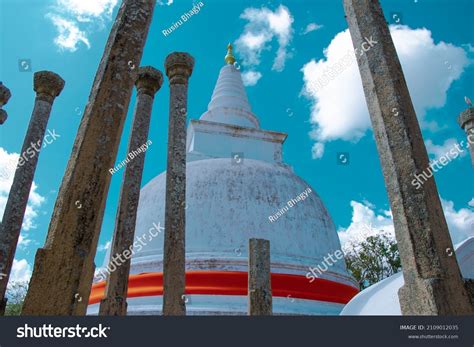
(302, 22), (323, 35)
(8, 259), (32, 284)
(57, 0), (117, 20)
(338, 198), (474, 249)
(49, 15), (90, 52)
(0, 148), (45, 232)
(337, 201), (395, 250)
(18, 234), (31, 250)
(441, 198), (474, 244)
(97, 241), (111, 252)
(158, 0), (174, 6)
(234, 5), (294, 85)
(5, 260), (32, 298)
(469, 198), (474, 208)
(463, 43), (474, 53)
(311, 142), (325, 159)
(48, 0), (118, 51)
(425, 138), (467, 161)
(241, 70), (262, 86)
(302, 26), (470, 159)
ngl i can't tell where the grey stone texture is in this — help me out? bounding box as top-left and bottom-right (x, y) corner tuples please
(0, 82), (11, 125)
(99, 66), (163, 316)
(21, 0), (156, 316)
(457, 108), (474, 166)
(343, 0), (473, 315)
(465, 280), (474, 301)
(248, 238), (272, 315)
(162, 52), (194, 316)
(0, 71), (64, 315)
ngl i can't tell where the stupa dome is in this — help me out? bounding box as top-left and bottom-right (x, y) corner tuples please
(88, 45), (358, 315)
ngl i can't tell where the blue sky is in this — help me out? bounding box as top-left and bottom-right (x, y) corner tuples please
(0, 0), (473, 283)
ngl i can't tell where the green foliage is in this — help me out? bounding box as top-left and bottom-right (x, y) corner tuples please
(5, 281), (28, 316)
(344, 234), (401, 290)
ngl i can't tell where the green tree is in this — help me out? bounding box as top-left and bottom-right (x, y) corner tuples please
(344, 233), (401, 289)
(5, 281), (28, 316)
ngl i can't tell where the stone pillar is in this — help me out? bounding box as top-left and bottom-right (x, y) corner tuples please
(457, 107), (474, 166)
(0, 82), (11, 125)
(162, 52), (194, 316)
(343, 0), (473, 315)
(248, 238), (272, 315)
(0, 72), (64, 315)
(22, 0), (156, 316)
(99, 66), (163, 316)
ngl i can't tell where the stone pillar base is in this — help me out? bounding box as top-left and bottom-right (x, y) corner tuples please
(248, 238), (272, 315)
(99, 297), (128, 316)
(22, 248), (56, 315)
(465, 279), (474, 305)
(0, 297), (7, 315)
(399, 278), (473, 315)
(22, 247), (91, 315)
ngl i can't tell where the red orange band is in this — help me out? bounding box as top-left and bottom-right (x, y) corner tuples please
(89, 271), (358, 305)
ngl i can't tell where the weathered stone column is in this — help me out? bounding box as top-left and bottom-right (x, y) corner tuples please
(22, 0), (156, 316)
(0, 82), (11, 125)
(248, 238), (272, 315)
(162, 52), (194, 316)
(457, 106), (474, 166)
(0, 72), (64, 315)
(343, 0), (473, 315)
(99, 66), (163, 316)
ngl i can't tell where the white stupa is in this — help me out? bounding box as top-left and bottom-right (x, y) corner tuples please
(88, 45), (358, 315)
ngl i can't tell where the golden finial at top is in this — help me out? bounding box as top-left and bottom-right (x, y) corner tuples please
(225, 43), (236, 65)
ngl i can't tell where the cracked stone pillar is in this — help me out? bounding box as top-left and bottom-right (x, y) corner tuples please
(22, 0), (156, 316)
(0, 82), (11, 125)
(457, 107), (474, 166)
(343, 0), (473, 315)
(248, 238), (272, 315)
(99, 66), (163, 316)
(162, 52), (194, 316)
(0, 72), (64, 316)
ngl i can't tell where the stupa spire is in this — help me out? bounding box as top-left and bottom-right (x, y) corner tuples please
(225, 43), (236, 65)
(199, 43), (260, 129)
